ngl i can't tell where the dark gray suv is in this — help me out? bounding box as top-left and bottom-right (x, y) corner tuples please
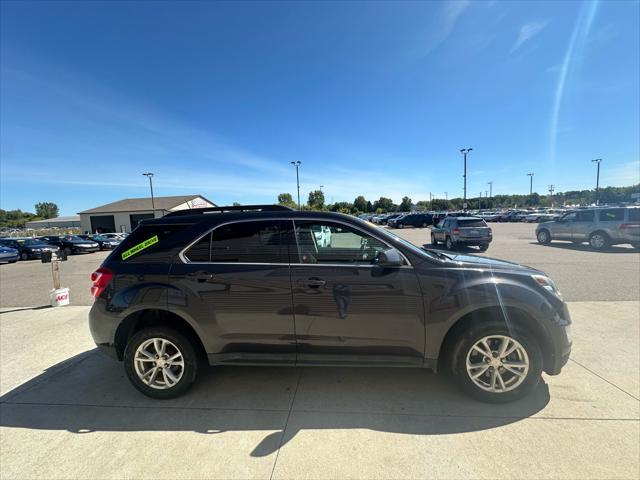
(89, 205), (571, 403)
(430, 216), (493, 251)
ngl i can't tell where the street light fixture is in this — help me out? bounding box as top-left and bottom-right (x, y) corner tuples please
(460, 148), (473, 211)
(290, 161), (302, 210)
(142, 172), (156, 216)
(527, 172), (534, 196)
(488, 181), (493, 199)
(592, 159), (602, 205)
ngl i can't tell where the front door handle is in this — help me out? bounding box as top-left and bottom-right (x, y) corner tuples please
(299, 277), (326, 288)
(186, 271), (213, 282)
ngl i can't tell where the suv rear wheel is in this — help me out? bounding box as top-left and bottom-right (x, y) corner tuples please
(449, 322), (543, 403)
(124, 327), (198, 399)
(536, 229), (551, 245)
(445, 236), (454, 251)
(431, 233), (438, 245)
(589, 231), (609, 250)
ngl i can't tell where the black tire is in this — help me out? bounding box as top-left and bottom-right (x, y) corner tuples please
(478, 244), (489, 252)
(8, 260), (17, 263)
(422, 222), (428, 228)
(398, 223), (404, 229)
(20, 252), (29, 261)
(536, 229), (551, 245)
(431, 233), (438, 245)
(448, 322), (543, 403)
(588, 231), (609, 250)
(64, 247), (72, 256)
(124, 327), (199, 399)
(445, 236), (454, 251)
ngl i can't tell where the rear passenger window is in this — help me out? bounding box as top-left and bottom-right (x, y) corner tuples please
(117, 224), (189, 261)
(628, 209), (640, 221)
(185, 220), (287, 263)
(599, 209), (624, 221)
(576, 210), (595, 222)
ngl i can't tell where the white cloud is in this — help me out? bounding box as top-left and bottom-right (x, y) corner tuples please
(510, 21), (549, 53)
(411, 1), (471, 57)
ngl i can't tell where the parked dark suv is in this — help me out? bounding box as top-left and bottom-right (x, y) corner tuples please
(89, 205), (571, 403)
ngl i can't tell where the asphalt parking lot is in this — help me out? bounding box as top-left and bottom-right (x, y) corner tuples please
(1, 222), (639, 479)
(0, 223), (638, 307)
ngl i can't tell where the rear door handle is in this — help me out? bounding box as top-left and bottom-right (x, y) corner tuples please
(186, 271), (213, 282)
(299, 277), (326, 288)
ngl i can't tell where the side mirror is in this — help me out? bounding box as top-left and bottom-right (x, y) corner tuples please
(377, 248), (404, 267)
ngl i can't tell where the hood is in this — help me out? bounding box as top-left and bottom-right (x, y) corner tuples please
(0, 246), (17, 253)
(439, 251), (542, 273)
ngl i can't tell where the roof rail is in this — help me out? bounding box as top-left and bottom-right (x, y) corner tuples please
(164, 204), (295, 217)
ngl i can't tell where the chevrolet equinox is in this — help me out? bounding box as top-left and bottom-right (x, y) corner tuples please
(89, 205), (572, 403)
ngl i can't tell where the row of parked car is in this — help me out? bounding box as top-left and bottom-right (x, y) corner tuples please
(0, 232), (128, 263)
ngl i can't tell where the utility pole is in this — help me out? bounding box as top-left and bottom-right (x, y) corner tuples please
(488, 181), (493, 199)
(479, 192), (483, 209)
(460, 148), (472, 211)
(290, 161), (302, 209)
(319, 185), (324, 192)
(548, 184), (555, 207)
(142, 172), (156, 217)
(592, 159), (602, 205)
(527, 172), (534, 196)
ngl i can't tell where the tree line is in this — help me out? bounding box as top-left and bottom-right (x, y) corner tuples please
(277, 184), (640, 214)
(0, 202), (59, 228)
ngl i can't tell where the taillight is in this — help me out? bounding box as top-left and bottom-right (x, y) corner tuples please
(488, 228), (493, 235)
(620, 223), (640, 229)
(90, 267), (113, 298)
(452, 227), (460, 234)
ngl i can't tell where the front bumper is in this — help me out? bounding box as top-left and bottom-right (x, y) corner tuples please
(0, 254), (19, 263)
(544, 301), (572, 375)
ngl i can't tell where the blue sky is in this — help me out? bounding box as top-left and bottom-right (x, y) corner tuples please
(1, 0), (639, 215)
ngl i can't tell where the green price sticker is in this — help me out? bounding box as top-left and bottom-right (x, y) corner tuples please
(121, 235), (159, 260)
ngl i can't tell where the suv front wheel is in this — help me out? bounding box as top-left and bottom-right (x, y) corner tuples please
(589, 231), (609, 250)
(449, 323), (543, 403)
(124, 327), (198, 399)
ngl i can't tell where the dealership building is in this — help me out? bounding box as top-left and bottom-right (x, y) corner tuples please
(78, 194), (216, 233)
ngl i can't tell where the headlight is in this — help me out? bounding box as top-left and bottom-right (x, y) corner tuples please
(31, 248), (42, 252)
(532, 274), (562, 299)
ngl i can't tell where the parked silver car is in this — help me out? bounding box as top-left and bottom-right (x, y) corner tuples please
(535, 206), (640, 250)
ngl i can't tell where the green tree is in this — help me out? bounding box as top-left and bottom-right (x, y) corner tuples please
(373, 197), (395, 212)
(307, 190), (325, 210)
(366, 200), (373, 212)
(232, 202), (241, 206)
(35, 202), (59, 219)
(277, 193), (297, 208)
(399, 196), (412, 212)
(353, 195), (367, 212)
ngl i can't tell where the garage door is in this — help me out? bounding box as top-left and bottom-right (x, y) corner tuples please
(90, 215), (116, 233)
(130, 213), (154, 229)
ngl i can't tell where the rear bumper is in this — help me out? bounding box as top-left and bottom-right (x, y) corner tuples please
(452, 237), (492, 245)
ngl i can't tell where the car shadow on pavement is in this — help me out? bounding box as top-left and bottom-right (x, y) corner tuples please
(0, 349), (550, 457)
(528, 242), (636, 254)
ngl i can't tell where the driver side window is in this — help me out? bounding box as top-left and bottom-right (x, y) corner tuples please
(293, 221), (388, 265)
(562, 212), (577, 222)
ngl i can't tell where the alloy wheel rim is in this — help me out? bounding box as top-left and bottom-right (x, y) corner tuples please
(465, 335), (529, 393)
(134, 338), (185, 390)
(539, 231), (548, 242)
(591, 235), (604, 248)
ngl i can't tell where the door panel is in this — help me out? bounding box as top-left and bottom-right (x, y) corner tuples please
(168, 220), (296, 364)
(571, 210), (596, 241)
(291, 220), (425, 365)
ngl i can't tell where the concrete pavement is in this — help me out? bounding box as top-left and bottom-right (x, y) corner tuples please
(0, 302), (638, 479)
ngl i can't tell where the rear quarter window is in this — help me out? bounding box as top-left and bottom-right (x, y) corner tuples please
(598, 209), (624, 221)
(115, 224), (189, 261)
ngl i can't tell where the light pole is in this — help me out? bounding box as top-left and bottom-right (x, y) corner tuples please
(142, 172), (156, 216)
(592, 159), (602, 205)
(319, 185), (324, 192)
(460, 148), (472, 211)
(527, 172), (534, 196)
(488, 181), (493, 199)
(548, 184), (555, 207)
(290, 161), (302, 209)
